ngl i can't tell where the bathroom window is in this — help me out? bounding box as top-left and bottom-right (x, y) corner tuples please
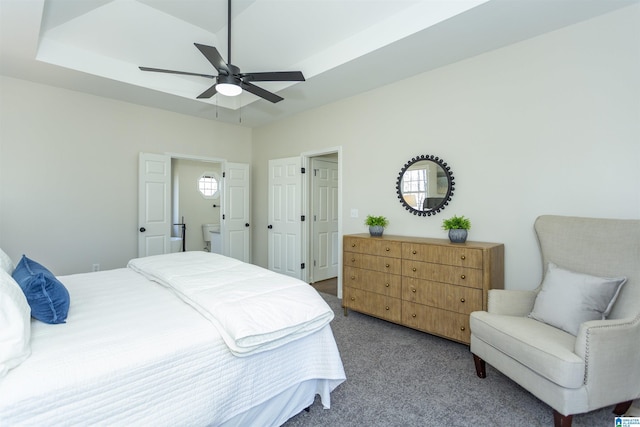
(198, 172), (220, 199)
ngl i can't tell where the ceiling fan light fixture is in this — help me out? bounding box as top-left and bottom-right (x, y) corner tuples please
(216, 75), (242, 96)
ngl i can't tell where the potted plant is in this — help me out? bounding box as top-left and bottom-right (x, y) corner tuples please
(365, 215), (389, 237)
(442, 215), (471, 243)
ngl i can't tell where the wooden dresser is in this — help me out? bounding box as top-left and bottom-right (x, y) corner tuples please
(342, 234), (504, 344)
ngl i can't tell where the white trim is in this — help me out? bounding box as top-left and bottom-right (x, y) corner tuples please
(164, 152), (226, 164)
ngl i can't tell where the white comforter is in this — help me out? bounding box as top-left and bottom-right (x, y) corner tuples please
(127, 251), (335, 356)
(0, 267), (346, 426)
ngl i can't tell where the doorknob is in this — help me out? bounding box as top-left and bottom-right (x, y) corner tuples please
(245, 223), (250, 227)
(267, 225), (273, 229)
(139, 227), (146, 232)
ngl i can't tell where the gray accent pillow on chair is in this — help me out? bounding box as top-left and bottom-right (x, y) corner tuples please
(528, 263), (626, 335)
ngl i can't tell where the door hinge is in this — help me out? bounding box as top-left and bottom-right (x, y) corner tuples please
(301, 263), (305, 269)
(301, 215), (305, 221)
(301, 167), (305, 174)
(222, 214), (225, 220)
(222, 172), (226, 178)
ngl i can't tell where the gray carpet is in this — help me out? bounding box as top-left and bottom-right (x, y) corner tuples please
(283, 292), (617, 427)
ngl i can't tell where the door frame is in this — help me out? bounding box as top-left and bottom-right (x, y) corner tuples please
(301, 146), (343, 298)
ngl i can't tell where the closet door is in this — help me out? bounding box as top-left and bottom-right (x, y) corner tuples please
(311, 158), (339, 282)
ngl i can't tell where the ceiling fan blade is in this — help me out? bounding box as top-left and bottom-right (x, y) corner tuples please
(194, 43), (230, 74)
(240, 81), (283, 103)
(241, 71), (305, 82)
(139, 67), (215, 79)
(196, 84), (218, 99)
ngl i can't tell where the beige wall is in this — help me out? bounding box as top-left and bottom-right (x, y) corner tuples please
(251, 5), (640, 291)
(1, 5), (638, 286)
(0, 77), (251, 274)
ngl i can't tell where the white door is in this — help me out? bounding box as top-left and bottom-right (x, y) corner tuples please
(138, 153), (171, 257)
(224, 162), (250, 262)
(311, 158), (339, 282)
(268, 157), (302, 279)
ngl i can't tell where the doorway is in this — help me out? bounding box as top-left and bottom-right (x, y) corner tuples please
(137, 153), (251, 262)
(171, 158), (223, 253)
(309, 155), (339, 283)
(303, 147), (342, 298)
(265, 147), (342, 298)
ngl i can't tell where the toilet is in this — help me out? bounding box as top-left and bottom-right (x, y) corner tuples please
(202, 224), (222, 253)
(201, 224), (220, 242)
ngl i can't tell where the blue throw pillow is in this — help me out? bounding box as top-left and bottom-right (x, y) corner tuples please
(12, 255), (70, 324)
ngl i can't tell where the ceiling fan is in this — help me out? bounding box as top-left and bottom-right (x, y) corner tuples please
(139, 0), (305, 103)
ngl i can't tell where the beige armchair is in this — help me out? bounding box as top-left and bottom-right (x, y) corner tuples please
(470, 215), (640, 427)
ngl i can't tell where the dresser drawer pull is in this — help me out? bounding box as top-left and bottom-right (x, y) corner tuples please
(350, 297), (355, 301)
(385, 263), (390, 268)
(385, 306), (390, 310)
(460, 298), (465, 303)
(385, 283), (390, 287)
(385, 247), (390, 252)
(412, 250), (417, 255)
(351, 258), (355, 262)
(460, 274), (466, 279)
(351, 276), (355, 280)
(461, 255), (466, 260)
(351, 243), (356, 248)
(412, 267), (417, 272)
(460, 326), (466, 331)
(412, 288), (417, 293)
(412, 313), (417, 318)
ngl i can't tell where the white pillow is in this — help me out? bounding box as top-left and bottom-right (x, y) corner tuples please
(0, 248), (14, 274)
(0, 269), (31, 378)
(528, 263), (626, 335)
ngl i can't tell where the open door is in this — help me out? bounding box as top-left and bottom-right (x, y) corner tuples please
(311, 158), (339, 282)
(268, 157), (302, 279)
(223, 162), (251, 262)
(138, 153), (171, 257)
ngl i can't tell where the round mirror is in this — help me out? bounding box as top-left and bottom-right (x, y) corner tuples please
(396, 154), (454, 216)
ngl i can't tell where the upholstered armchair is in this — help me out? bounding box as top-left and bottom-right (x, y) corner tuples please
(470, 215), (640, 427)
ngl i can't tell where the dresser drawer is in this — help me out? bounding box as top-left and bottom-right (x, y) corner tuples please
(402, 243), (483, 269)
(344, 252), (402, 275)
(343, 287), (401, 323)
(402, 301), (471, 344)
(344, 266), (402, 298)
(402, 277), (482, 314)
(344, 236), (402, 258)
(402, 260), (483, 288)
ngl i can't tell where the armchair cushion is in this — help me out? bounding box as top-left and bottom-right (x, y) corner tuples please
(470, 311), (585, 388)
(487, 289), (537, 316)
(528, 263), (626, 335)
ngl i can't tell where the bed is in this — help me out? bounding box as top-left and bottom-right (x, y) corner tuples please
(0, 251), (346, 426)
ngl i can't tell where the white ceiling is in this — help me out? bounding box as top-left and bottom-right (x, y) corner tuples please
(1, 0), (637, 127)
